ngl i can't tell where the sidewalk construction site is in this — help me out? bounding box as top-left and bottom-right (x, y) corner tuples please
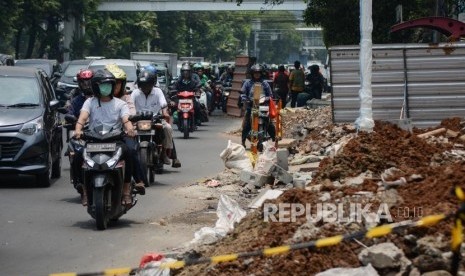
(51, 99), (465, 276)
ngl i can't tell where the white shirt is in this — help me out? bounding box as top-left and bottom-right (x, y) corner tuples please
(131, 87), (167, 114)
(80, 97), (129, 131)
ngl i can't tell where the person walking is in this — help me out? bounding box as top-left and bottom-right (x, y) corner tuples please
(288, 60), (305, 108)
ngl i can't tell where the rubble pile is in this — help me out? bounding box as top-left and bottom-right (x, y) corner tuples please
(175, 108), (465, 275)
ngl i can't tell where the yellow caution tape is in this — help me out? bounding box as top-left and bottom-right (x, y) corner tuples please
(315, 235), (343, 247)
(365, 225), (392, 238)
(455, 186), (465, 201)
(416, 214), (447, 227)
(263, 245), (291, 256)
(103, 267), (132, 275)
(451, 219), (463, 251)
(50, 212), (451, 275)
(211, 254), (239, 263)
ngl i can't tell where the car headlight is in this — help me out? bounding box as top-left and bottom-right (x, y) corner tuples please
(19, 117), (43, 135)
(83, 149), (95, 168)
(106, 147), (122, 168)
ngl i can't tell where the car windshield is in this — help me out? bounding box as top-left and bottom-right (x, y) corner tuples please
(16, 63), (52, 76)
(89, 64), (137, 82)
(0, 77), (40, 106)
(64, 64), (88, 77)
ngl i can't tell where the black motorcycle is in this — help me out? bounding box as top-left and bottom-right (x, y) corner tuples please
(222, 81), (232, 113)
(79, 123), (137, 230)
(134, 111), (165, 184)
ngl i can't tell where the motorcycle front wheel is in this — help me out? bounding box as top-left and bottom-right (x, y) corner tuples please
(183, 119), (189, 139)
(94, 187), (109, 230)
(139, 147), (153, 184)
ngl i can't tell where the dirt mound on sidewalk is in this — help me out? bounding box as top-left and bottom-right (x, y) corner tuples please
(175, 110), (465, 275)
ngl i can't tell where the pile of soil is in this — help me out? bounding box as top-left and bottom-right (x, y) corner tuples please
(175, 111), (465, 275)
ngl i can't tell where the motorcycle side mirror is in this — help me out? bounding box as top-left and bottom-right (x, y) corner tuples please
(73, 76), (77, 83)
(64, 114), (77, 123)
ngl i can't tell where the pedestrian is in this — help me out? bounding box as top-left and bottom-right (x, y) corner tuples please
(288, 60), (305, 108)
(273, 65), (289, 106)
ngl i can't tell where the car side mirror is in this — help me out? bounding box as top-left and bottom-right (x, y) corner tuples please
(50, 99), (60, 109)
(53, 72), (61, 78)
(73, 76), (77, 83)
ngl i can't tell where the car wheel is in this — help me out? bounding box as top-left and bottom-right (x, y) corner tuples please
(51, 154), (61, 179)
(37, 153), (53, 187)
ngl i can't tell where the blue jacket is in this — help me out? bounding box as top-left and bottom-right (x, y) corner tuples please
(241, 79), (272, 101)
(67, 90), (87, 118)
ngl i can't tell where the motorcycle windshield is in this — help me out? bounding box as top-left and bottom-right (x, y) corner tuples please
(87, 122), (122, 140)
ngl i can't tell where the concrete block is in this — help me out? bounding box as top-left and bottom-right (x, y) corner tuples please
(276, 148), (289, 170)
(240, 170), (273, 187)
(277, 138), (298, 149)
(263, 163), (293, 184)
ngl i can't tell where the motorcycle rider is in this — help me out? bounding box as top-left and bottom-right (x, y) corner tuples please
(194, 63), (213, 114)
(74, 69), (136, 207)
(66, 69), (94, 194)
(219, 65), (234, 85)
(105, 64), (147, 193)
(239, 64), (276, 148)
(175, 63), (202, 125)
(67, 69), (94, 118)
(131, 66), (182, 168)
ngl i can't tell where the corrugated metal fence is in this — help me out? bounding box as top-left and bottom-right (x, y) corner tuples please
(329, 43), (465, 128)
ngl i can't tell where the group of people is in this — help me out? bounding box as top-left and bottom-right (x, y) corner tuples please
(67, 64), (181, 206)
(272, 60), (327, 108)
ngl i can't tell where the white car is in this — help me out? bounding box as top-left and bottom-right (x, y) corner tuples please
(87, 59), (141, 93)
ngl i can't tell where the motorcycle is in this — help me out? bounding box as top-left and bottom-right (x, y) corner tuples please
(173, 90), (196, 139)
(242, 92), (272, 152)
(134, 111), (165, 184)
(222, 81), (232, 113)
(197, 88), (209, 123)
(79, 122), (138, 230)
(211, 81), (224, 112)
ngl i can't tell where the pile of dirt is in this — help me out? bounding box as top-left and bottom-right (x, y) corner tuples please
(174, 109), (465, 275)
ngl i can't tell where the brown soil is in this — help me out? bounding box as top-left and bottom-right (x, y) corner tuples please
(175, 113), (465, 275)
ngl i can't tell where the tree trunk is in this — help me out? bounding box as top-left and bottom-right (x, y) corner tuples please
(15, 27), (23, 59)
(26, 26), (37, 58)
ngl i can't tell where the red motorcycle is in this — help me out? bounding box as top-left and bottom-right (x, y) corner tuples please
(211, 81), (223, 112)
(175, 90), (195, 139)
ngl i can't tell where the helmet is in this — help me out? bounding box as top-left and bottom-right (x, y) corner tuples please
(105, 64), (127, 97)
(137, 66), (157, 86)
(181, 62), (191, 72)
(193, 63), (202, 71)
(250, 64), (263, 73)
(76, 69), (94, 96)
(91, 69), (115, 98)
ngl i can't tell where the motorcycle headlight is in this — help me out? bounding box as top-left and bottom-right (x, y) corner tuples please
(137, 120), (152, 131)
(83, 149), (95, 168)
(19, 117), (43, 135)
(224, 91), (230, 97)
(106, 147), (122, 168)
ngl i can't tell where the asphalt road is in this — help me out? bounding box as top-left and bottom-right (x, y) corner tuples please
(0, 112), (242, 276)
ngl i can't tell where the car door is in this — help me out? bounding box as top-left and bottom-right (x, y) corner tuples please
(40, 71), (62, 158)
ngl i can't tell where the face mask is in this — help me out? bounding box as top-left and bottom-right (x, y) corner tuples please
(98, 83), (113, 97)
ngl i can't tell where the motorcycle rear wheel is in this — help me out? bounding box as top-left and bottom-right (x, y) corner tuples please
(94, 187), (109, 230)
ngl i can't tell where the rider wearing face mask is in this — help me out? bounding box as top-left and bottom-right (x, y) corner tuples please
(74, 69), (136, 207)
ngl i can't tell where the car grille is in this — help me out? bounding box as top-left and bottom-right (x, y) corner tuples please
(0, 137), (24, 159)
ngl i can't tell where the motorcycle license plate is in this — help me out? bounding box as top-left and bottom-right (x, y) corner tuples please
(86, 143), (116, 152)
(259, 106), (269, 112)
(179, 99), (193, 104)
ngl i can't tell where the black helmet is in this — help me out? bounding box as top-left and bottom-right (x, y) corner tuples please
(137, 66), (157, 86)
(181, 62), (191, 72)
(91, 69), (115, 98)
